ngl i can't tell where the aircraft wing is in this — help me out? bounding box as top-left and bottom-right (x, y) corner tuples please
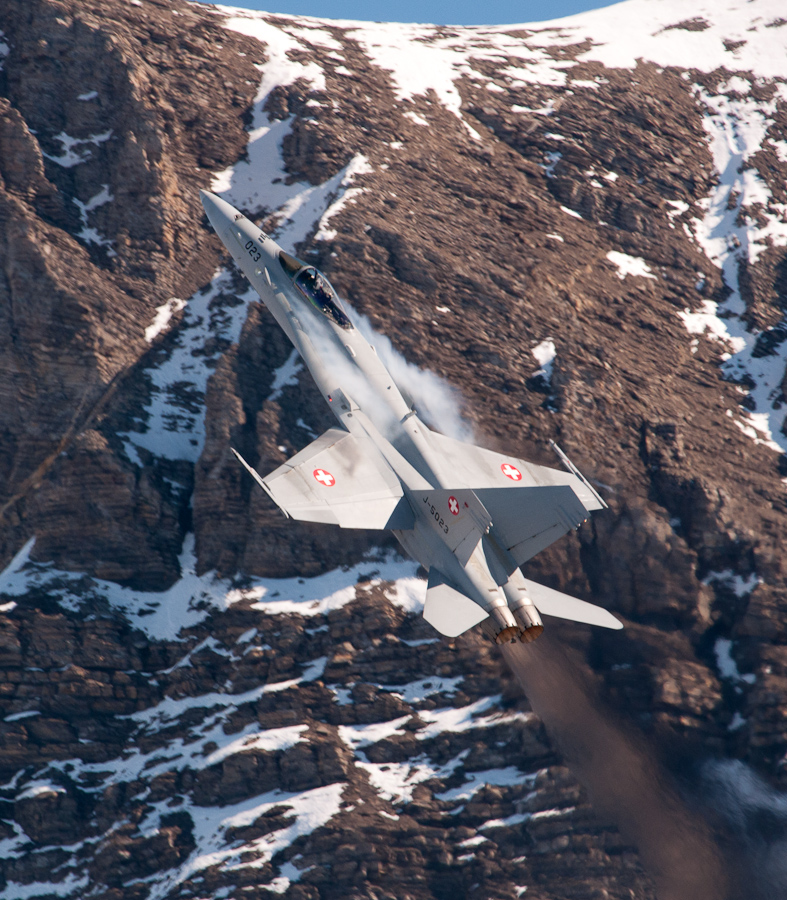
(426, 429), (606, 568)
(426, 429), (606, 512)
(474, 484), (590, 569)
(232, 427), (414, 530)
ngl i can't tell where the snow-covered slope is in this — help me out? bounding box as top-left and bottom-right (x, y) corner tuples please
(115, 0), (787, 475)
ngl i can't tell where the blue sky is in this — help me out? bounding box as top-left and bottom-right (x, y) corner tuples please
(203, 0), (619, 26)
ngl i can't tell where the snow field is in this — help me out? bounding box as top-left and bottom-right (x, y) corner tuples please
(0, 535), (423, 641)
(212, 10), (349, 242)
(139, 783), (346, 900)
(1, 630), (544, 897)
(520, 0), (787, 81)
(679, 81), (787, 454)
(118, 0), (787, 476)
(215, 0), (787, 458)
(128, 5), (489, 471)
(0, 520), (546, 896)
(120, 269), (256, 465)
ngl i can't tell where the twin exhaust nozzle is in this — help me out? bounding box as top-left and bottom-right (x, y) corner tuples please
(481, 598), (544, 645)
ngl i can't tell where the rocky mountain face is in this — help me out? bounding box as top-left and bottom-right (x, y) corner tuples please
(1, 0), (787, 897)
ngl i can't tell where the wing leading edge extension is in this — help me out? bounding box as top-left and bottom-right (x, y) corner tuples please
(232, 427), (414, 530)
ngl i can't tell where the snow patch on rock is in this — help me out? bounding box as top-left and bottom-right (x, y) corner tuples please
(531, 339), (556, 384)
(41, 129), (112, 168)
(606, 251), (656, 280)
(145, 297), (186, 343)
(681, 81), (787, 454)
(119, 268), (255, 464)
(312, 153), (373, 242)
(0, 534), (421, 641)
(142, 783), (345, 900)
(268, 348), (303, 401)
(714, 637), (757, 685)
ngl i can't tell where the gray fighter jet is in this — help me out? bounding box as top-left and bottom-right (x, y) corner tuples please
(200, 190), (622, 643)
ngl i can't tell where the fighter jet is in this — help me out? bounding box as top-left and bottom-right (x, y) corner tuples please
(200, 190), (622, 643)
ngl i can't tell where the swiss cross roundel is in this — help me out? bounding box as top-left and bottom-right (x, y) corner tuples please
(501, 463), (522, 481)
(313, 468), (335, 487)
(448, 495), (460, 516)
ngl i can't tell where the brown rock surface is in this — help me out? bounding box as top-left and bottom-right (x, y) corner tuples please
(0, 1), (786, 898)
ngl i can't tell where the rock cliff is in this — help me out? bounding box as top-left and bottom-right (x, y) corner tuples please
(1, 0), (787, 897)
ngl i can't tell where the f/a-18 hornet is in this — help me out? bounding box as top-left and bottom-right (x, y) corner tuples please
(200, 190), (622, 644)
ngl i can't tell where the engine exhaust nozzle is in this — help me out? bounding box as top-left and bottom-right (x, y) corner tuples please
(508, 595), (544, 644)
(480, 604), (520, 644)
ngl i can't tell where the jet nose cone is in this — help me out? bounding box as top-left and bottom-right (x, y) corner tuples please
(199, 188), (215, 215)
(199, 189), (242, 234)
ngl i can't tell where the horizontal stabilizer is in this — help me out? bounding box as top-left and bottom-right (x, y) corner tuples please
(523, 578), (623, 630)
(423, 569), (488, 637)
(232, 428), (414, 530)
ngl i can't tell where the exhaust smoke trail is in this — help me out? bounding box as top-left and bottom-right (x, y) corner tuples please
(501, 637), (730, 900)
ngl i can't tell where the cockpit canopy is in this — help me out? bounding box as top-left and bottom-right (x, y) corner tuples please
(278, 251), (353, 330)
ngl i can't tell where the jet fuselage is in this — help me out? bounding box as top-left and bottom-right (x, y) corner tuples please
(200, 190), (617, 644)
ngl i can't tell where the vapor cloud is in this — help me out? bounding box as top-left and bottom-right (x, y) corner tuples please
(700, 758), (787, 899)
(351, 310), (474, 441)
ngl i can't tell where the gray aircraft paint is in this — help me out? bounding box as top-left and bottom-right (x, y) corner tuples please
(200, 189), (621, 643)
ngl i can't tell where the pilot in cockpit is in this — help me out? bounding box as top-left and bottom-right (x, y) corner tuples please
(278, 250), (353, 330)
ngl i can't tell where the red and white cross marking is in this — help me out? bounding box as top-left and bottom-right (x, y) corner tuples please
(313, 468), (335, 487)
(501, 462), (522, 481)
(448, 495), (460, 516)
